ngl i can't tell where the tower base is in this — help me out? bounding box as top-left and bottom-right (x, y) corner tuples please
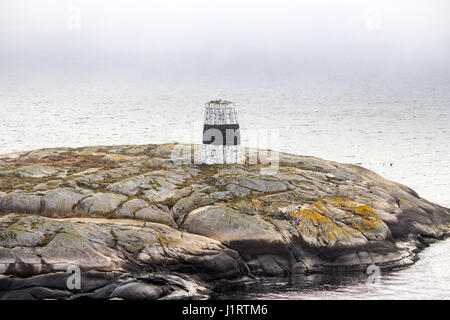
(201, 144), (240, 164)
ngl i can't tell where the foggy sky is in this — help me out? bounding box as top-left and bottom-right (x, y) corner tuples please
(0, 0), (449, 84)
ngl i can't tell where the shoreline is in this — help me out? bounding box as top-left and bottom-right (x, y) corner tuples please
(211, 237), (450, 300)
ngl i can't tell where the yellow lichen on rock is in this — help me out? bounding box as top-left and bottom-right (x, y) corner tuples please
(154, 232), (168, 244)
(290, 208), (351, 246)
(290, 196), (387, 246)
(325, 196), (383, 232)
(103, 154), (136, 162)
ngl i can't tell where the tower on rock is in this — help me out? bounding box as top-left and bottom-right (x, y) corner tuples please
(202, 100), (240, 164)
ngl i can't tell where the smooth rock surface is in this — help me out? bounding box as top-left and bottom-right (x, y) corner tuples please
(78, 193), (128, 215)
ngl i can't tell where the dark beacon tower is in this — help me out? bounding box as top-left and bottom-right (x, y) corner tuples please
(202, 100), (240, 164)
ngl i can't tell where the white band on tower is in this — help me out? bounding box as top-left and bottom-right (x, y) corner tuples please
(202, 100), (240, 164)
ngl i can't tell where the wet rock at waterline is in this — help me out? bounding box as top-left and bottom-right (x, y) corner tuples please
(0, 143), (449, 299)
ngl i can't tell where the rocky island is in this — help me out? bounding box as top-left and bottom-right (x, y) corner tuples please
(0, 143), (449, 299)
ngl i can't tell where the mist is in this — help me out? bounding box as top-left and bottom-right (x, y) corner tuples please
(0, 0), (449, 88)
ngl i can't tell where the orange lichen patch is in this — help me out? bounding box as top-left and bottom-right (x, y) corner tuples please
(312, 200), (327, 213)
(279, 167), (300, 174)
(291, 209), (349, 243)
(327, 196), (349, 207)
(291, 196), (383, 243)
(104, 154), (134, 161)
(292, 209), (331, 224)
(10, 154), (120, 170)
(353, 204), (375, 215)
(323, 196), (382, 232)
(154, 233), (168, 244)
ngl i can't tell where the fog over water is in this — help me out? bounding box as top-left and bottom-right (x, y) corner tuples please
(0, 0), (449, 299)
(1, 0), (449, 81)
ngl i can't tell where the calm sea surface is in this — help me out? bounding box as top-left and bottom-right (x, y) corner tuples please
(0, 78), (448, 299)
